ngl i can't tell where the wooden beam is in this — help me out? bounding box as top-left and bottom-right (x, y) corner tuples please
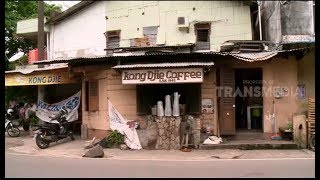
(72, 65), (109, 73)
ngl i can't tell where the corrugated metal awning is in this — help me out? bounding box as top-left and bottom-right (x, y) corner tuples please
(5, 64), (68, 74)
(32, 46), (313, 65)
(229, 52), (278, 62)
(112, 62), (214, 69)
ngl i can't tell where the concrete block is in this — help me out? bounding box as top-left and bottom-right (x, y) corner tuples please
(81, 125), (88, 140)
(293, 114), (307, 148)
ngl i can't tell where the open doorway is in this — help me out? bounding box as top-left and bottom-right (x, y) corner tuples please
(235, 68), (263, 132)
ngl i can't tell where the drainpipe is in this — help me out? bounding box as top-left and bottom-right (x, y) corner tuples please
(258, 0), (262, 40)
(46, 32), (49, 60)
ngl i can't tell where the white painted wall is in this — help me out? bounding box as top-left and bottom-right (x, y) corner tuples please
(105, 1), (252, 52)
(50, 1), (106, 59)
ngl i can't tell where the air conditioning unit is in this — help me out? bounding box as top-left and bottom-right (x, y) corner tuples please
(177, 17), (189, 28)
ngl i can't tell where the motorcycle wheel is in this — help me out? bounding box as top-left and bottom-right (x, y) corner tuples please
(6, 125), (20, 137)
(309, 135), (315, 152)
(35, 134), (50, 149)
(22, 121), (30, 131)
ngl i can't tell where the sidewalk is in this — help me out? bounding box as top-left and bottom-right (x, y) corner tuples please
(5, 133), (315, 160)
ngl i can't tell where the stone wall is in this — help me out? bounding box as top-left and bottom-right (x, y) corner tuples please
(155, 116), (181, 150)
(136, 118), (158, 149)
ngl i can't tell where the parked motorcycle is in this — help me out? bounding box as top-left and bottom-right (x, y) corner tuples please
(6, 102), (34, 131)
(34, 107), (75, 149)
(309, 132), (315, 152)
(5, 109), (20, 137)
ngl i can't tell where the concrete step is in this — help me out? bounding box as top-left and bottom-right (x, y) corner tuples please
(199, 141), (299, 150)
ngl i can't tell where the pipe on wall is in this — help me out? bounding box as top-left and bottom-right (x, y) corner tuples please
(258, 0), (262, 40)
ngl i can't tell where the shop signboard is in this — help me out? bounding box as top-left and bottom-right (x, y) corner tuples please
(202, 98), (214, 114)
(5, 69), (78, 86)
(121, 68), (203, 84)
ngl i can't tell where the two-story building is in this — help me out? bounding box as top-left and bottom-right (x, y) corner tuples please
(8, 1), (315, 149)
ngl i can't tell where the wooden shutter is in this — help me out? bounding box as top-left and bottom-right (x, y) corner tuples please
(88, 80), (99, 111)
(186, 84), (201, 114)
(218, 68), (236, 135)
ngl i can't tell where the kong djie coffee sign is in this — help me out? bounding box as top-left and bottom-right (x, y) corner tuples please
(121, 68), (203, 84)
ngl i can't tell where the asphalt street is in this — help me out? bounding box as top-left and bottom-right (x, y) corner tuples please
(5, 153), (315, 178)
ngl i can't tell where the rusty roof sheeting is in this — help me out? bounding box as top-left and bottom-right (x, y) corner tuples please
(230, 52), (278, 62)
(105, 44), (195, 50)
(33, 46), (314, 65)
(112, 62), (214, 69)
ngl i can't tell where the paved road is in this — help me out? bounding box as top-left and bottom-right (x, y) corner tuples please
(5, 153), (315, 178)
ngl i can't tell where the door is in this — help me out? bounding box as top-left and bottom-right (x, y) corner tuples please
(218, 67), (236, 135)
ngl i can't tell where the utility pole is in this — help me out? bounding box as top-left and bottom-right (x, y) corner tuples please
(38, 1), (44, 62)
(37, 1), (45, 102)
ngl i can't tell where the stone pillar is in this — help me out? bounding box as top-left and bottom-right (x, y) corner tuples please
(192, 118), (201, 148)
(169, 117), (181, 149)
(37, 85), (45, 102)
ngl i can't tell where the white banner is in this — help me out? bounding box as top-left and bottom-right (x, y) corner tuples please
(122, 68), (203, 84)
(108, 100), (142, 150)
(36, 91), (81, 123)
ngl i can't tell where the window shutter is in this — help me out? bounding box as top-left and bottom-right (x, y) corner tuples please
(88, 80), (99, 111)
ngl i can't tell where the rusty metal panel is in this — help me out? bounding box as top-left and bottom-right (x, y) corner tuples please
(130, 35), (157, 47)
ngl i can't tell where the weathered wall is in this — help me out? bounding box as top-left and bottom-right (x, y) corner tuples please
(105, 1), (252, 51)
(81, 68), (138, 133)
(261, 1), (282, 44)
(297, 49), (315, 114)
(50, 1), (106, 59)
(81, 69), (109, 133)
(217, 56), (298, 133)
(201, 69), (217, 135)
(280, 1), (314, 35)
(106, 69), (138, 122)
(262, 56), (298, 133)
(261, 1), (314, 43)
(82, 67), (217, 138)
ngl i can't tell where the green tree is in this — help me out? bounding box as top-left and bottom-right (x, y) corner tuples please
(5, 1), (62, 70)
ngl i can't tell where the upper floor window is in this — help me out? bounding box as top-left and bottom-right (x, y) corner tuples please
(105, 30), (120, 50)
(195, 23), (211, 50)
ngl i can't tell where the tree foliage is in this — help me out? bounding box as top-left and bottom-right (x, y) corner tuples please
(5, 1), (62, 70)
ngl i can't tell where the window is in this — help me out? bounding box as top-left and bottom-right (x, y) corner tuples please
(105, 30), (120, 53)
(195, 23), (211, 50)
(136, 84), (201, 115)
(85, 80), (99, 111)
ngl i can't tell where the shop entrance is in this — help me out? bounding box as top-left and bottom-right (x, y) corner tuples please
(235, 68), (263, 132)
(45, 83), (82, 135)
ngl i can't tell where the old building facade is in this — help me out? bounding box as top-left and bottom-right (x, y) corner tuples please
(8, 1), (315, 147)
